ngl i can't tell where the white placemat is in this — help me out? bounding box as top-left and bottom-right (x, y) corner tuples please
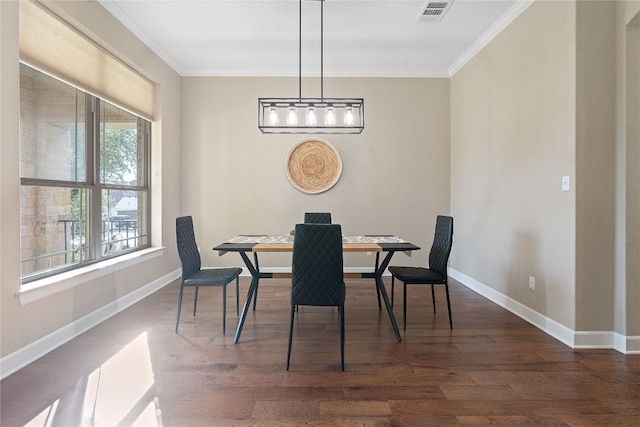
(343, 235), (406, 244)
(228, 235), (292, 244)
(228, 235), (406, 244)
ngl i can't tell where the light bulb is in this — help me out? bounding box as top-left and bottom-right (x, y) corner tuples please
(268, 104), (278, 126)
(344, 104), (354, 126)
(325, 104), (335, 126)
(287, 104), (297, 125)
(306, 104), (316, 125)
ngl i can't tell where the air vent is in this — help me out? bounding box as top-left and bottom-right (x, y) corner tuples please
(417, 0), (454, 23)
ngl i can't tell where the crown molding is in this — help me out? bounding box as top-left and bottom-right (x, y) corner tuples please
(448, 0), (535, 77)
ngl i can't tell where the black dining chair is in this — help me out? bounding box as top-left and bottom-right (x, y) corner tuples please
(304, 212), (332, 224)
(389, 215), (454, 330)
(287, 223), (346, 371)
(289, 212), (330, 314)
(175, 216), (242, 335)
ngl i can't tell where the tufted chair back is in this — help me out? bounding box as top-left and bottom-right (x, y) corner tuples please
(428, 215), (453, 278)
(303, 212), (332, 224)
(176, 216), (202, 280)
(291, 223), (345, 307)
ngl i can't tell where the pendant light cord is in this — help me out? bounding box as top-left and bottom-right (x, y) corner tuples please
(321, 0), (324, 100)
(298, 0), (325, 101)
(298, 0), (302, 101)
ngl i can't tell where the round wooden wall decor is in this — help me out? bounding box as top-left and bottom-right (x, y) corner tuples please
(285, 138), (342, 194)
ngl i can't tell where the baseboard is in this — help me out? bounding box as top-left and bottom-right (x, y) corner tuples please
(573, 331), (640, 354)
(449, 268), (639, 355)
(0, 269), (180, 380)
(620, 334), (640, 354)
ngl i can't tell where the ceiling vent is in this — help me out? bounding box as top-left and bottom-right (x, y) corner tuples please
(417, 0), (454, 23)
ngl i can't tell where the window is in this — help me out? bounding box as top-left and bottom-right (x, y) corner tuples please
(20, 64), (151, 282)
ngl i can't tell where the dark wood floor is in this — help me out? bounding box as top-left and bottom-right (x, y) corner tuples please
(1, 277), (639, 426)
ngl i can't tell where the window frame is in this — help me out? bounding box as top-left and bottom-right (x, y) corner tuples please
(19, 64), (152, 284)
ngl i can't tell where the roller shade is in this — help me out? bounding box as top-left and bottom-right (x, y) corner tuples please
(19, 0), (154, 121)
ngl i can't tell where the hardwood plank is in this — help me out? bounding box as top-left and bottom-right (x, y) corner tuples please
(251, 399), (319, 418)
(457, 415), (569, 426)
(343, 385), (445, 401)
(439, 385), (520, 400)
(559, 414), (640, 426)
(319, 400), (393, 417)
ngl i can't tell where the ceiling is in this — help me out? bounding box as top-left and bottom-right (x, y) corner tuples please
(98, 0), (532, 78)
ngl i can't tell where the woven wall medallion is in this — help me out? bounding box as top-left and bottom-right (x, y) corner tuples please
(285, 138), (342, 194)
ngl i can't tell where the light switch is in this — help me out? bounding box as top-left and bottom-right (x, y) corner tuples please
(562, 176), (570, 192)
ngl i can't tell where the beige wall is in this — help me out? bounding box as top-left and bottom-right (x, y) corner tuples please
(575, 1), (616, 331)
(181, 76), (451, 270)
(451, 0), (639, 342)
(451, 1), (577, 328)
(618, 0), (640, 337)
(0, 0), (183, 360)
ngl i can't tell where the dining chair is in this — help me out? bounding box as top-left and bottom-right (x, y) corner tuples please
(175, 216), (242, 335)
(389, 215), (454, 330)
(290, 212), (330, 313)
(303, 212), (332, 224)
(287, 223), (346, 371)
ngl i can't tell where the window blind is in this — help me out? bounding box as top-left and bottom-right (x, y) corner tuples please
(19, 0), (155, 121)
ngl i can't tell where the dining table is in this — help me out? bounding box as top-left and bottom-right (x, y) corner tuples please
(213, 234), (420, 343)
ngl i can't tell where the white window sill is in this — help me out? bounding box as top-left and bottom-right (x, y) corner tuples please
(17, 247), (164, 306)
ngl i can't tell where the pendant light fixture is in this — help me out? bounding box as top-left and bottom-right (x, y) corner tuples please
(258, 0), (364, 134)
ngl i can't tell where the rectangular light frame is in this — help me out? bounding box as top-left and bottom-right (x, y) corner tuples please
(258, 98), (364, 134)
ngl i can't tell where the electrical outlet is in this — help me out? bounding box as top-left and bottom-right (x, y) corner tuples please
(529, 276), (536, 290)
(367, 251), (373, 256)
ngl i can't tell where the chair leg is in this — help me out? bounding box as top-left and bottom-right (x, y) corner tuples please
(222, 284), (227, 335)
(235, 277), (240, 316)
(286, 305), (296, 371)
(193, 286), (199, 316)
(444, 283), (453, 329)
(403, 282), (407, 331)
(391, 275), (395, 307)
(431, 284), (436, 313)
(175, 283), (185, 333)
(340, 305), (345, 371)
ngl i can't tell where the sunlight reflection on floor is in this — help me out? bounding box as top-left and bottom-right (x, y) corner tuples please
(24, 399), (59, 426)
(25, 332), (161, 427)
